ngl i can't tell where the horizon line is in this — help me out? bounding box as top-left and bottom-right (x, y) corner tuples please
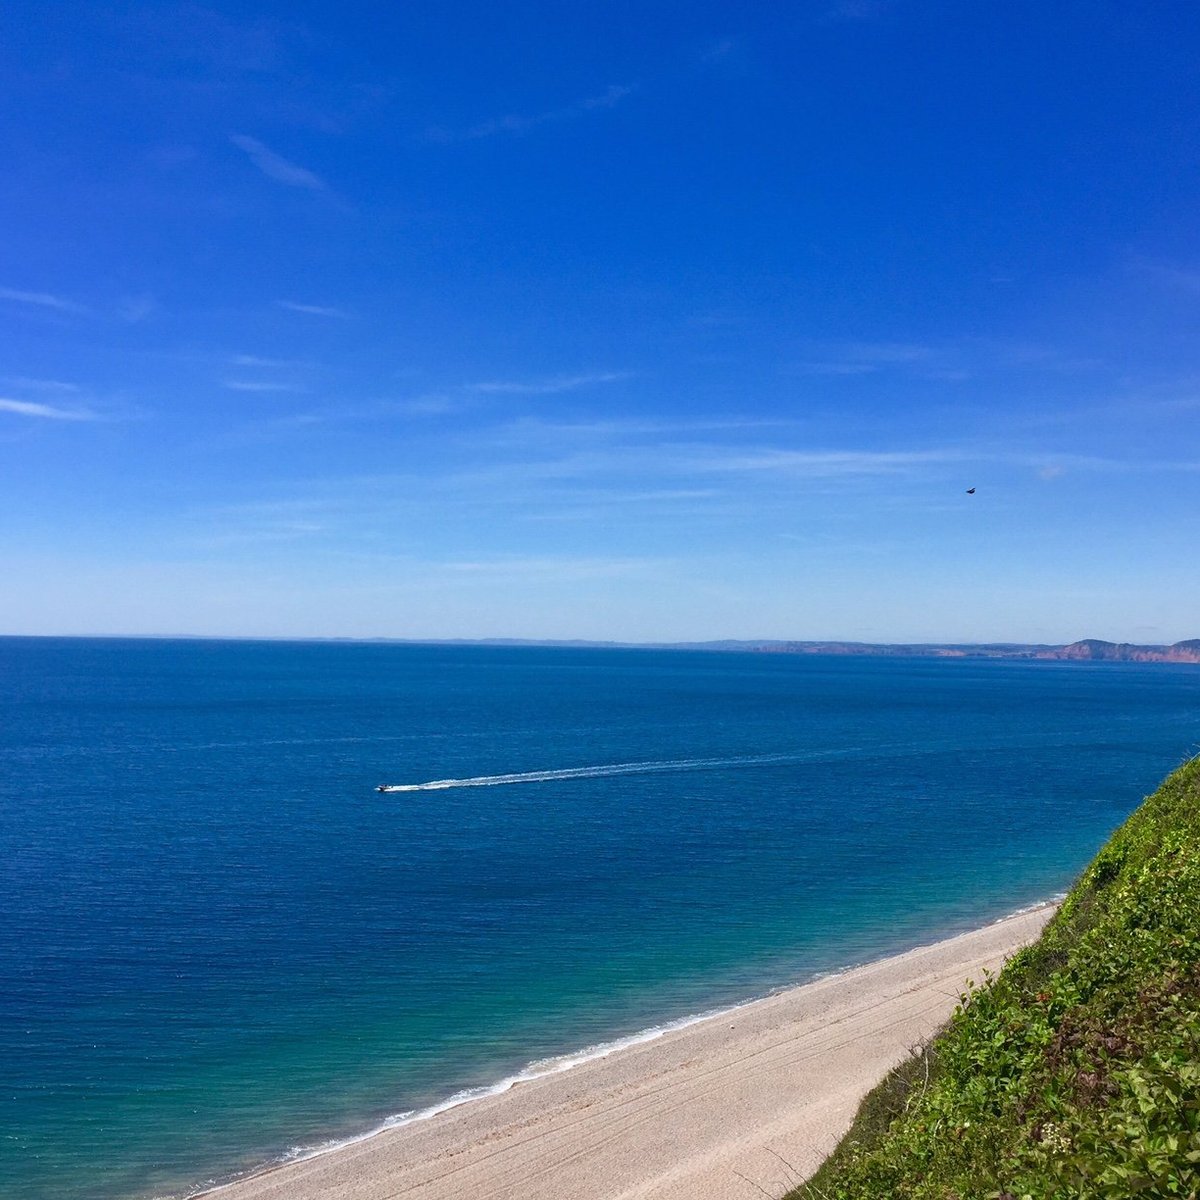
(0, 632), (1196, 651)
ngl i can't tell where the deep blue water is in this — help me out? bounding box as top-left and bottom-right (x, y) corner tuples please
(2, 638), (1198, 1200)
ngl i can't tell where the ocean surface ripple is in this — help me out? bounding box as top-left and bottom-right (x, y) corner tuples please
(2, 638), (1197, 1200)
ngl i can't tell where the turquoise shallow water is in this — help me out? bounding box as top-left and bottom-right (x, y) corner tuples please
(2, 637), (1198, 1199)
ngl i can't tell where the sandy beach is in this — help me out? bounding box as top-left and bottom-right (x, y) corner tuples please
(203, 905), (1053, 1200)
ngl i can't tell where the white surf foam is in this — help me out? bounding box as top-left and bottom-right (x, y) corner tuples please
(186, 893), (1065, 1199)
(377, 753), (799, 792)
(993, 893), (1067, 922)
(188, 1003), (747, 1197)
(353, 1007), (736, 1132)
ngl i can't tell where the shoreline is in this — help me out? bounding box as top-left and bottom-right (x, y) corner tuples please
(195, 902), (1056, 1200)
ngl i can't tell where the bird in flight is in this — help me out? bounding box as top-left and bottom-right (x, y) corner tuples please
(966, 487), (976, 494)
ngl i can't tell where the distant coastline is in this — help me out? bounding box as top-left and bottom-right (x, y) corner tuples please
(282, 634), (1200, 661)
(756, 637), (1200, 663)
(3, 633), (1200, 661)
(447, 636), (1200, 662)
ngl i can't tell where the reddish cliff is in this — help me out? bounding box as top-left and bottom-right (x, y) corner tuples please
(761, 639), (1200, 662)
(1042, 639), (1200, 663)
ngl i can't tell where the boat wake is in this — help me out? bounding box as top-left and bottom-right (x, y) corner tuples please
(376, 754), (799, 793)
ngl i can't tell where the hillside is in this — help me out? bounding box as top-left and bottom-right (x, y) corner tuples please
(325, 636), (1200, 661)
(764, 639), (1200, 663)
(1047, 639), (1200, 663)
(789, 755), (1200, 1199)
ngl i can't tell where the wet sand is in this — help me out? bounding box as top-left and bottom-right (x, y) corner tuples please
(205, 905), (1054, 1200)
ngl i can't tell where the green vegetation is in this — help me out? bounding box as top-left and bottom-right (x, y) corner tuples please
(789, 756), (1200, 1200)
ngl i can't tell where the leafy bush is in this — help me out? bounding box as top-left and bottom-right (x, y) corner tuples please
(790, 756), (1200, 1200)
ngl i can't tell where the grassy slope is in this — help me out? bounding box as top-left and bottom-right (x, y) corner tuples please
(789, 756), (1200, 1200)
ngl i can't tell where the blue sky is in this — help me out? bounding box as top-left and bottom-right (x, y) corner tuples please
(3, 1), (1199, 642)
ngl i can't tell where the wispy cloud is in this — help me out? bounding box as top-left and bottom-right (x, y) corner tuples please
(696, 447), (961, 475)
(3, 377), (80, 393)
(798, 361), (880, 377)
(189, 520), (330, 550)
(0, 286), (86, 314)
(996, 343), (1103, 374)
(231, 354), (301, 368)
(837, 341), (934, 363)
(436, 554), (653, 581)
(231, 134), (326, 190)
(519, 487), (728, 524)
(1, 287), (160, 323)
(117, 294), (157, 323)
(0, 397), (96, 421)
(186, 497), (333, 548)
(468, 371), (631, 396)
(392, 393), (459, 416)
(579, 487), (720, 503)
(1131, 258), (1200, 294)
(796, 341), (938, 376)
(792, 337), (1102, 383)
(278, 300), (350, 318)
(222, 379), (303, 393)
(1012, 451), (1200, 474)
(428, 84), (636, 143)
(488, 416), (803, 448)
(443, 440), (966, 494)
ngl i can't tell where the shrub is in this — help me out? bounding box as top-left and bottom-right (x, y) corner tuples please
(790, 756), (1200, 1200)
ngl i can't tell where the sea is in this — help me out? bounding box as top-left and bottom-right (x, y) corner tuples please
(2, 636), (1198, 1200)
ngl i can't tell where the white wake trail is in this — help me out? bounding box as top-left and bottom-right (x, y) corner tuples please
(376, 754), (796, 793)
